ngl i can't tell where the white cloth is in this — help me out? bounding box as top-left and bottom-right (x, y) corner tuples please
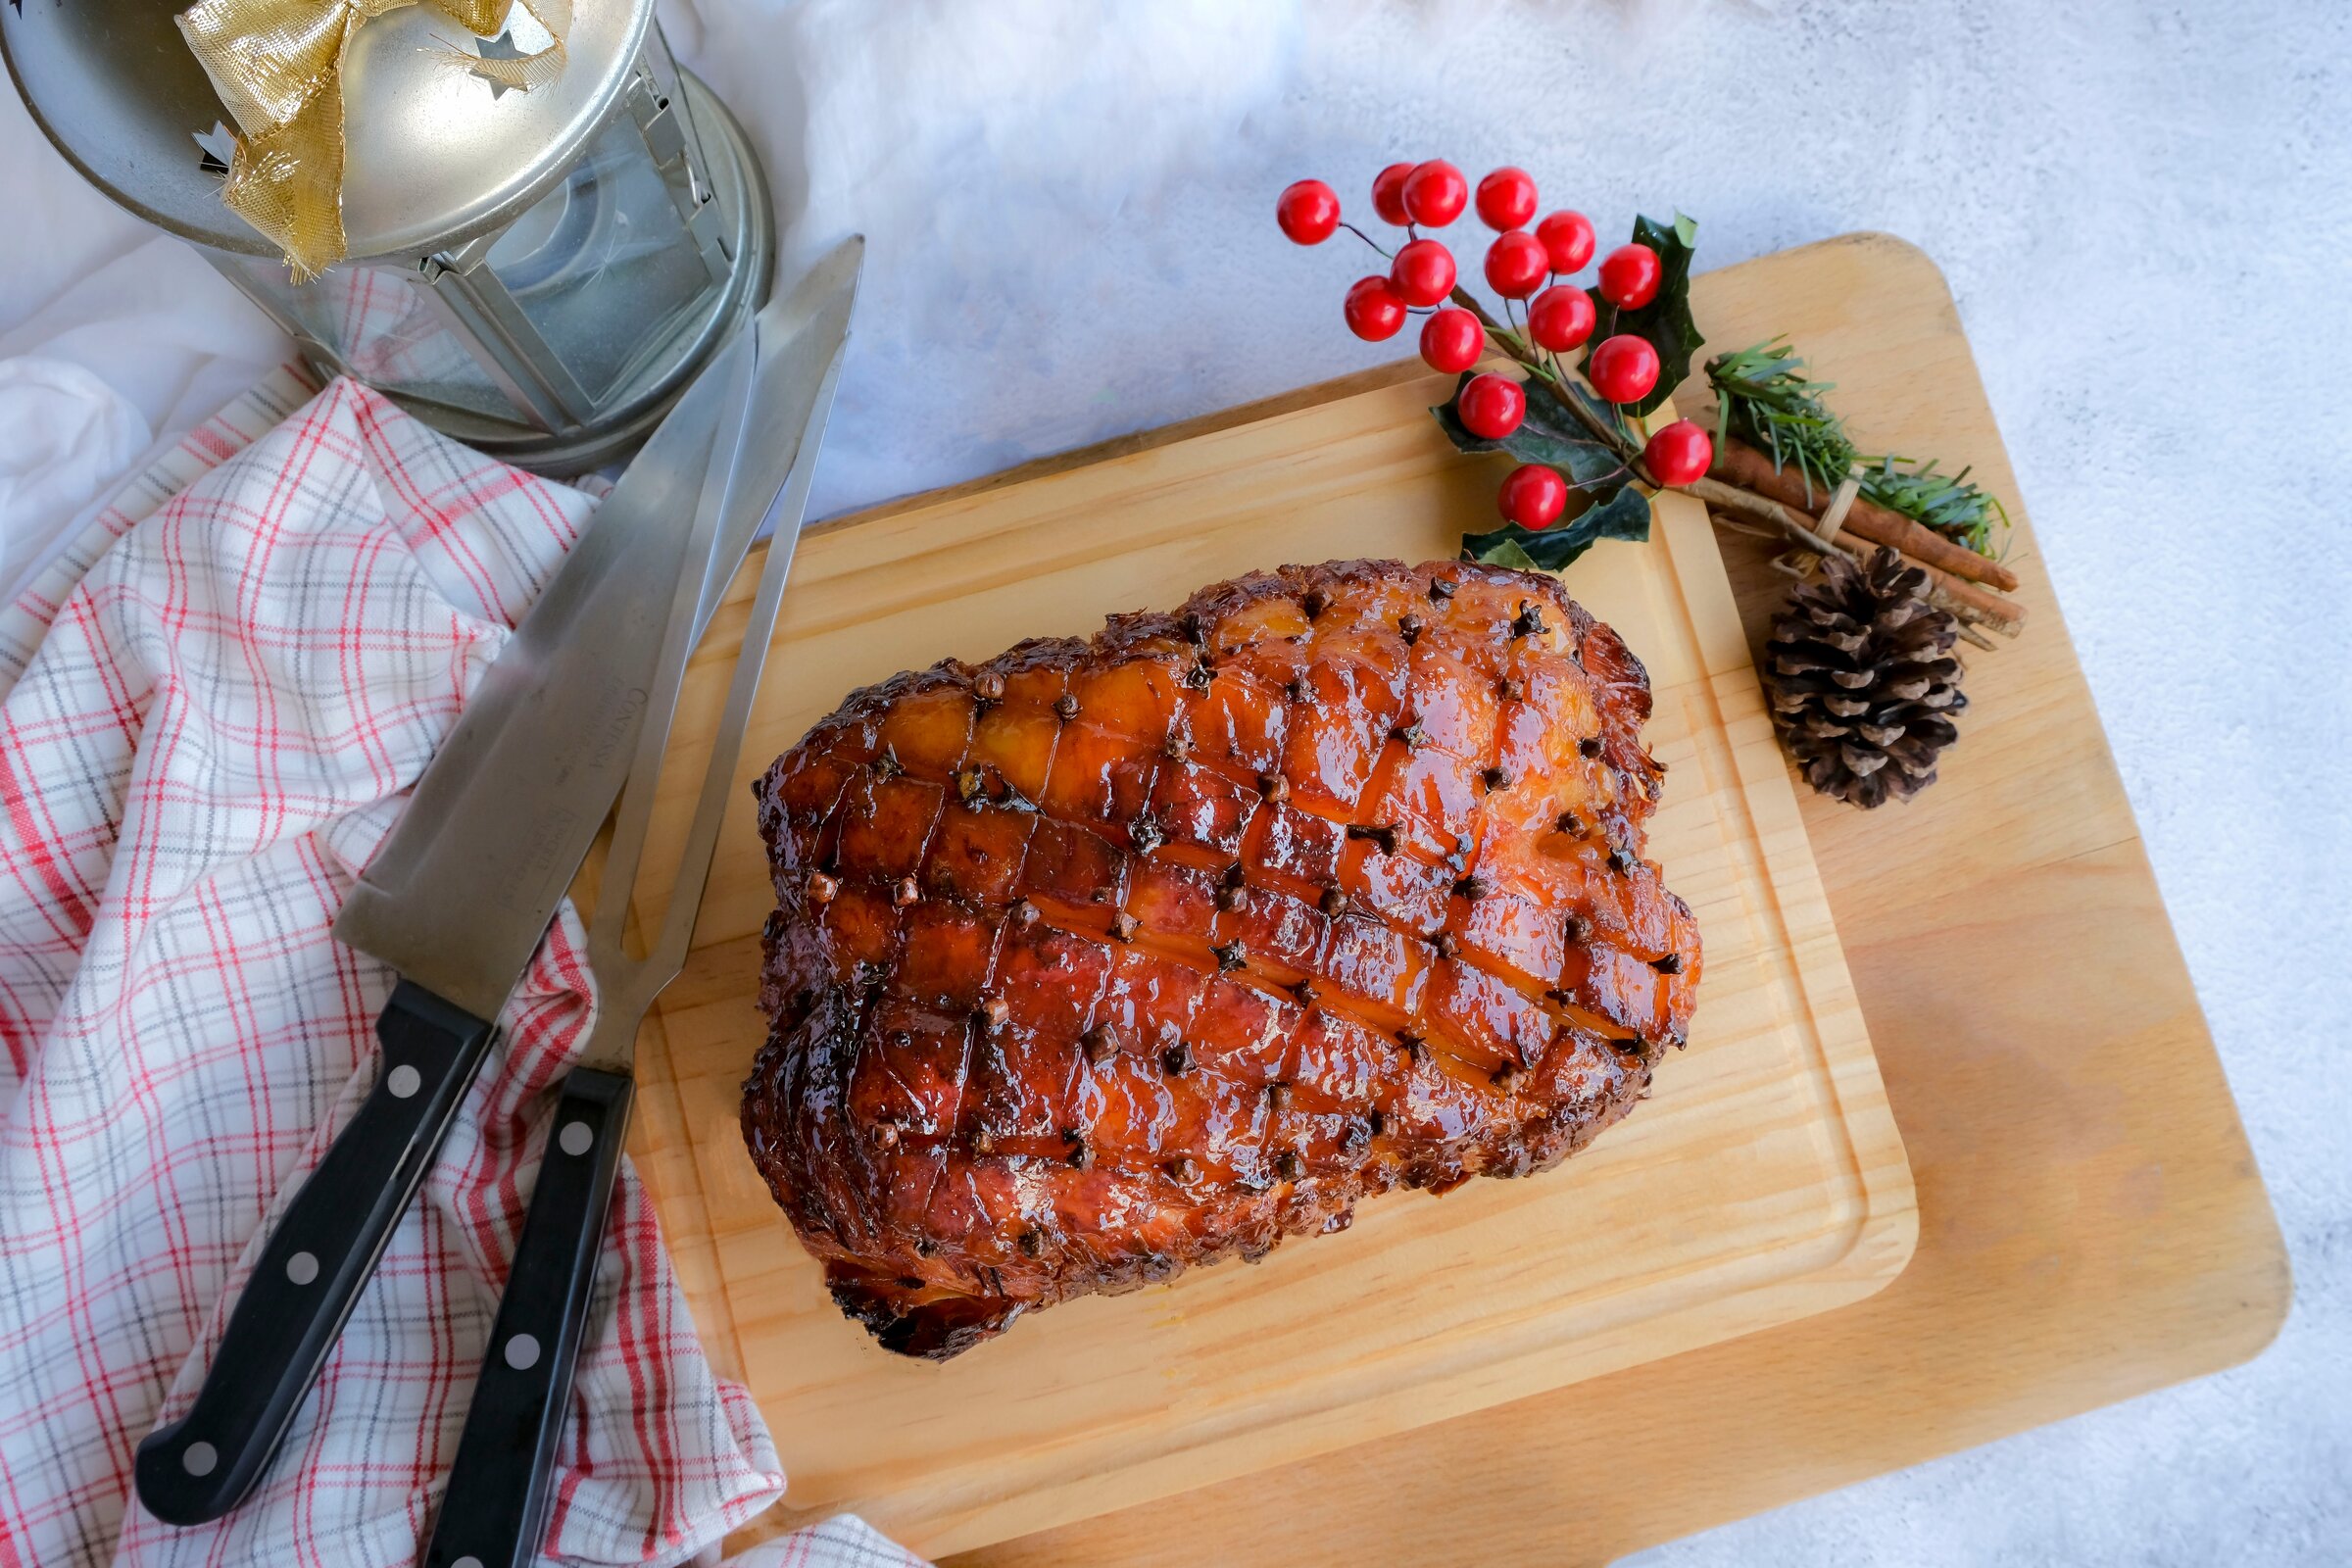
(0, 355), (142, 591)
(0, 234), (284, 606)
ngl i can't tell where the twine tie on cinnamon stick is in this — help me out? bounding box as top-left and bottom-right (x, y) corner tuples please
(1810, 466), (1864, 551)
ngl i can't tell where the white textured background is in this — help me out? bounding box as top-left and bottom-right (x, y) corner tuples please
(3, 1), (2346, 1561)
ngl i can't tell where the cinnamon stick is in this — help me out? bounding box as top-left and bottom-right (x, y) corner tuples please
(1710, 437), (2020, 594)
(1688, 477), (2026, 634)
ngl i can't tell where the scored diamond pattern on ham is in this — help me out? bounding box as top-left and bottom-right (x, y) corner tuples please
(742, 559), (1701, 1358)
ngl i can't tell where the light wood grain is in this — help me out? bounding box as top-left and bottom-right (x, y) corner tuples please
(881, 233), (2289, 1567)
(623, 344), (1916, 1551)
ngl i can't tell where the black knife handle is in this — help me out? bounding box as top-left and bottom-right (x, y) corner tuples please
(134, 981), (498, 1525)
(423, 1067), (633, 1568)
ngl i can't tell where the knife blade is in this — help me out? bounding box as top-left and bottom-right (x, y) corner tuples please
(419, 238), (858, 1568)
(133, 283), (771, 1528)
(334, 333), (760, 1022)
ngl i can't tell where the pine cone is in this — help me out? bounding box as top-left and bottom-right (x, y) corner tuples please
(1763, 547), (1967, 808)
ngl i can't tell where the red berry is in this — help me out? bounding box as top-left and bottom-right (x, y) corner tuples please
(1643, 419), (1713, 487)
(1497, 464), (1569, 529)
(1588, 334), (1660, 404)
(1371, 162), (1415, 225)
(1535, 211), (1595, 274)
(1527, 284), (1595, 352)
(1344, 275), (1408, 341)
(1457, 372), (1526, 440)
(1390, 238), (1457, 307)
(1276, 179), (1340, 245)
(1402, 160), (1468, 226)
(1419, 308), (1484, 373)
(1475, 167), (1538, 231)
(1483, 231), (1547, 299)
(1597, 243), (1662, 309)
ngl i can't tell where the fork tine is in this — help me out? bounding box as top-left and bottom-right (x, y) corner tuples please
(588, 319), (842, 1021)
(643, 394), (826, 982)
(589, 337), (758, 962)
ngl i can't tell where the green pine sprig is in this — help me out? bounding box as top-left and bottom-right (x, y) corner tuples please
(1856, 455), (2011, 559)
(1705, 338), (1856, 506)
(1706, 338), (2010, 560)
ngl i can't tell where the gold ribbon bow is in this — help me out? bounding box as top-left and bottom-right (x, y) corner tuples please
(178, 0), (571, 280)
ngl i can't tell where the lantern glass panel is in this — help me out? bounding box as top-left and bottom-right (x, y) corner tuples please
(482, 110), (717, 404)
(221, 256), (527, 423)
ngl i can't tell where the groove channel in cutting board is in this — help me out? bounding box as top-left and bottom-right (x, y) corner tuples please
(622, 374), (1916, 1558)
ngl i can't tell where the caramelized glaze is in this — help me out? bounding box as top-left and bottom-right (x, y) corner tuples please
(744, 560), (1700, 1357)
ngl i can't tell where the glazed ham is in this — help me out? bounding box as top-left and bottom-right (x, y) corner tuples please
(743, 560), (1700, 1358)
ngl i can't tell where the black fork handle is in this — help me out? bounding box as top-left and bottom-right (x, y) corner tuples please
(423, 1066), (633, 1568)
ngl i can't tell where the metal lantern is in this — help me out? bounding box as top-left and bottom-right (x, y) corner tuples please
(3, 2), (774, 473)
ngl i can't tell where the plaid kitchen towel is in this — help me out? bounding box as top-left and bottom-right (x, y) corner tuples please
(0, 375), (927, 1568)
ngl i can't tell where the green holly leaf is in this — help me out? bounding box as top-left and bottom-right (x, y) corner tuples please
(1579, 211), (1705, 417)
(1568, 480), (1655, 546)
(1559, 373), (1628, 439)
(1462, 533), (1543, 571)
(1459, 480), (1652, 573)
(1431, 372), (1630, 487)
(1436, 369), (1651, 572)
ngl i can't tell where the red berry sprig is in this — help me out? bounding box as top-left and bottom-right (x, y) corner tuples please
(1287, 161), (1622, 379)
(1589, 334), (1660, 405)
(1535, 211), (1595, 273)
(1419, 307), (1484, 373)
(1527, 284), (1594, 352)
(1391, 237), (1457, 306)
(1276, 180), (1340, 245)
(1457, 373), (1526, 440)
(1343, 275), (1407, 341)
(1280, 165), (1711, 565)
(1483, 230), (1547, 299)
(1402, 160), (1468, 226)
(1497, 463), (1568, 529)
(1642, 419), (1713, 486)
(1475, 167), (1538, 230)
(1597, 243), (1662, 310)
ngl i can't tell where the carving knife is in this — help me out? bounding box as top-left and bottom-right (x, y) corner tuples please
(131, 238), (858, 1526)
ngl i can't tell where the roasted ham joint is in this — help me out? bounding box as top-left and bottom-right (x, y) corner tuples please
(742, 560), (1700, 1358)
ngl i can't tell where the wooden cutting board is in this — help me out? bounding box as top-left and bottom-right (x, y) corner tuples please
(624, 359), (1915, 1553)
(930, 234), (2291, 1568)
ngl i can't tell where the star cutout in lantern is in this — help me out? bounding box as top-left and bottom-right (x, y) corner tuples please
(470, 30), (527, 100)
(192, 122), (237, 176)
